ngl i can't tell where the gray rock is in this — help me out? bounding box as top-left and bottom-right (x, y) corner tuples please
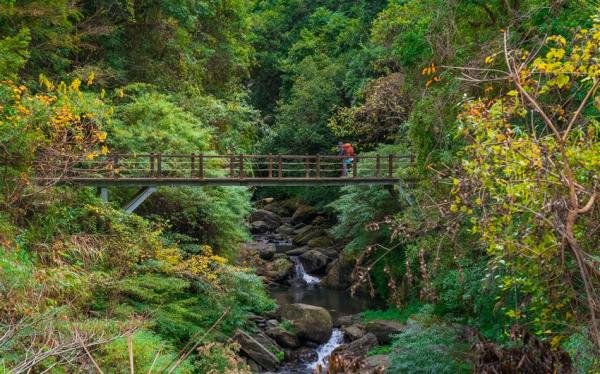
(242, 242), (277, 260)
(266, 258), (294, 282)
(291, 205), (318, 225)
(321, 256), (354, 290)
(265, 326), (301, 349)
(276, 224), (295, 235)
(232, 329), (280, 371)
(337, 314), (361, 327)
(286, 246), (309, 256)
(293, 227), (326, 246)
(278, 303), (333, 343)
(314, 247), (338, 259)
(342, 323), (366, 341)
(307, 235), (334, 248)
(250, 209), (283, 230)
(299, 250), (329, 274)
(365, 320), (404, 345)
(332, 332), (378, 358)
(266, 319), (279, 329)
(292, 224), (311, 236)
(250, 221), (270, 234)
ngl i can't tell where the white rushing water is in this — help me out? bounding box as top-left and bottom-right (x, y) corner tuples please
(310, 329), (344, 373)
(290, 256), (321, 285)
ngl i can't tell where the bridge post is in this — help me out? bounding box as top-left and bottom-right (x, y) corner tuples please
(305, 154), (309, 178)
(239, 154), (244, 179)
(316, 154), (321, 178)
(278, 155), (282, 179)
(230, 155), (235, 178)
(199, 153), (204, 179)
(353, 155), (358, 178)
(191, 153), (195, 177)
(156, 154), (162, 179)
(388, 155), (393, 177)
(376, 154), (381, 177)
(113, 155), (119, 178)
(268, 154), (273, 178)
(150, 154), (155, 177)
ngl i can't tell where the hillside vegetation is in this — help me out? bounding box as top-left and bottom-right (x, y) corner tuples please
(1, 0), (599, 373)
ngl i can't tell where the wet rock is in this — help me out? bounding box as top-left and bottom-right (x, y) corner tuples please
(245, 358), (261, 373)
(314, 247), (338, 259)
(299, 250), (329, 274)
(321, 256), (354, 290)
(342, 323), (366, 341)
(233, 329), (280, 371)
(250, 209), (282, 230)
(286, 246), (309, 256)
(242, 242), (277, 260)
(293, 227), (326, 246)
(332, 332), (378, 358)
(286, 347), (318, 363)
(276, 224), (295, 235)
(265, 326), (301, 349)
(365, 320), (404, 345)
(250, 220), (269, 234)
(364, 354), (391, 372)
(291, 224), (311, 236)
(272, 253), (286, 260)
(265, 258), (294, 282)
(266, 319), (279, 329)
(336, 314), (361, 327)
(307, 235), (334, 248)
(291, 205), (318, 225)
(279, 303), (333, 343)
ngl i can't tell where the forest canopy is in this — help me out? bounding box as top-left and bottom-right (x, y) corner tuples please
(1, 0), (599, 373)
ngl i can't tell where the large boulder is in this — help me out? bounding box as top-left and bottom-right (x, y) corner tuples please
(265, 326), (301, 349)
(265, 258), (294, 282)
(342, 323), (366, 342)
(332, 332), (378, 358)
(286, 246), (309, 256)
(241, 242), (276, 260)
(279, 303), (333, 343)
(293, 227), (327, 246)
(263, 199), (299, 217)
(276, 224), (295, 235)
(291, 205), (318, 225)
(249, 209), (282, 230)
(365, 320), (405, 345)
(232, 330), (281, 371)
(299, 250), (329, 274)
(250, 221), (270, 234)
(307, 235), (334, 248)
(314, 247), (338, 259)
(321, 256), (354, 290)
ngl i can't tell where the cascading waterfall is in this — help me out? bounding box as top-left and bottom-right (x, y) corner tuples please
(310, 329), (344, 373)
(290, 256), (321, 285)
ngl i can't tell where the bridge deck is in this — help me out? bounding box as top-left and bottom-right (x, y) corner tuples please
(38, 153), (410, 187)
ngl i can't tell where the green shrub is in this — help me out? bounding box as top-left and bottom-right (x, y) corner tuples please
(97, 330), (193, 374)
(388, 306), (472, 374)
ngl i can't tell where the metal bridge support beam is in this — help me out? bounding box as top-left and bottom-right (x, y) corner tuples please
(123, 186), (157, 213)
(99, 187), (109, 203)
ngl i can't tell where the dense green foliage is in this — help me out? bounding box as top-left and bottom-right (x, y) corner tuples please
(1, 0), (599, 372)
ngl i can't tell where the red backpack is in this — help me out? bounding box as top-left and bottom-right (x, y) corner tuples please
(343, 143), (355, 156)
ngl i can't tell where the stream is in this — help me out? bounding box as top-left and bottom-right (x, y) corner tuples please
(270, 251), (382, 374)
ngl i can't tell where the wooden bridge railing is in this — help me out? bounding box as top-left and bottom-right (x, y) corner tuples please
(44, 154), (410, 182)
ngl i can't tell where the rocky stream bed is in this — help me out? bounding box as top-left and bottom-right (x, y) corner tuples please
(232, 200), (402, 374)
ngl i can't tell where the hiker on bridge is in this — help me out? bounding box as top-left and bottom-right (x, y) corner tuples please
(337, 141), (355, 177)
